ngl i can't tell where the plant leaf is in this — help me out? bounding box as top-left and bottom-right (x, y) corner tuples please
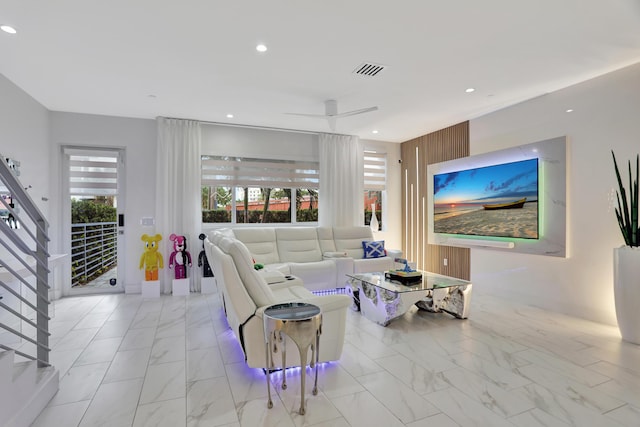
(612, 150), (636, 246)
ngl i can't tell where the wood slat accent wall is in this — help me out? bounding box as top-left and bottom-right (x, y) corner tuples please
(400, 122), (471, 280)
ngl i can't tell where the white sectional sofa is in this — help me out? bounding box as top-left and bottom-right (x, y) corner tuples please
(220, 226), (401, 291)
(204, 226), (400, 368)
(205, 232), (352, 368)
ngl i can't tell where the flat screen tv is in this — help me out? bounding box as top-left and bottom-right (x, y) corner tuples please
(433, 158), (539, 239)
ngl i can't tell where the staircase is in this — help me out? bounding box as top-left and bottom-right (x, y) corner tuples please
(0, 350), (58, 427)
(1, 155), (59, 427)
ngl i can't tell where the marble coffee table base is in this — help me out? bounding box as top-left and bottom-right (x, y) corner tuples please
(414, 284), (472, 319)
(347, 278), (472, 326)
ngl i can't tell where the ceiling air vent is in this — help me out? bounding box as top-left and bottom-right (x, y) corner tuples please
(353, 62), (386, 77)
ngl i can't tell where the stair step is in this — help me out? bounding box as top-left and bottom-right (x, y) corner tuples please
(13, 359), (36, 381)
(0, 350), (14, 384)
(0, 361), (37, 413)
(0, 360), (37, 414)
(1, 364), (59, 427)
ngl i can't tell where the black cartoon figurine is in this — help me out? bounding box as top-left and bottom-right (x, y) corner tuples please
(198, 233), (214, 277)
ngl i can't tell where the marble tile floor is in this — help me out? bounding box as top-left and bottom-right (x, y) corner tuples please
(28, 289), (640, 427)
(79, 267), (118, 289)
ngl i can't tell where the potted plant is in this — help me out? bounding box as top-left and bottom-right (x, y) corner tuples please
(612, 150), (640, 344)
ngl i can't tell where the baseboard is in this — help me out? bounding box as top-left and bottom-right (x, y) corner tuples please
(125, 282), (141, 294)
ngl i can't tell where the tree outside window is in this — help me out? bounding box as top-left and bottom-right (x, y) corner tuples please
(202, 155), (319, 225)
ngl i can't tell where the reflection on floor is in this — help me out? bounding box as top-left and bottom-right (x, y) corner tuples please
(75, 267), (117, 289)
(29, 288), (640, 427)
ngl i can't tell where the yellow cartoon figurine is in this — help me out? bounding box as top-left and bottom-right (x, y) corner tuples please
(140, 234), (164, 281)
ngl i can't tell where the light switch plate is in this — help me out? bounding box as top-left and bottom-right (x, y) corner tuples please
(140, 217), (155, 226)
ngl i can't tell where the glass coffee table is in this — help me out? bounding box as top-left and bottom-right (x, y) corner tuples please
(346, 271), (472, 326)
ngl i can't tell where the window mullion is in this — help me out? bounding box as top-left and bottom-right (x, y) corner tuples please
(231, 187), (237, 223)
(291, 187), (296, 224)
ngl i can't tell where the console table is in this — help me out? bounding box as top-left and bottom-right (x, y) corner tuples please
(346, 271), (472, 326)
(263, 302), (322, 415)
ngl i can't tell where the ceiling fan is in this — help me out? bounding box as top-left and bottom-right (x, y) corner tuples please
(286, 99), (378, 131)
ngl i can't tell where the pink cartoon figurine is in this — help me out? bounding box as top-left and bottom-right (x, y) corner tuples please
(169, 234), (192, 279)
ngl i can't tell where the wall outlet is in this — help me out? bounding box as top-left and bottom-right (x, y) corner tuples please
(443, 258), (448, 266)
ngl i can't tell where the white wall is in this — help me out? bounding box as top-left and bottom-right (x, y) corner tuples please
(202, 124), (318, 161)
(0, 74), (52, 305)
(0, 74), (50, 218)
(49, 113), (157, 292)
(469, 62), (640, 325)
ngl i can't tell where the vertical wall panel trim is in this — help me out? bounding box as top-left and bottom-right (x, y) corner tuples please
(400, 122), (470, 280)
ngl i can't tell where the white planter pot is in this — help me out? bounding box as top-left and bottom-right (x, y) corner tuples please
(613, 246), (640, 344)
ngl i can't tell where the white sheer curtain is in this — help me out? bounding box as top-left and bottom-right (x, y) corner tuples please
(155, 117), (202, 293)
(318, 133), (364, 227)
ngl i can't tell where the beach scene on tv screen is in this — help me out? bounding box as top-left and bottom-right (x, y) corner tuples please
(433, 158), (539, 239)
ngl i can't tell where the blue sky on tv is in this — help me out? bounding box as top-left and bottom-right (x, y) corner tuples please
(434, 158), (538, 205)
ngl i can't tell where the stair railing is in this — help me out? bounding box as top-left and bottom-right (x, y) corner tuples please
(0, 155), (51, 368)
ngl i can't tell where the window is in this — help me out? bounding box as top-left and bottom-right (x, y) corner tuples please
(201, 156), (319, 224)
(201, 185), (232, 223)
(364, 152), (386, 230)
(69, 155), (118, 197)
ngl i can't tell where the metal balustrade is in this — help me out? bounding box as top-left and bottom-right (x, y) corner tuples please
(71, 222), (117, 287)
(0, 156), (51, 367)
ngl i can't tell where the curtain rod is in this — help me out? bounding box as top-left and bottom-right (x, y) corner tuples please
(159, 116), (355, 138)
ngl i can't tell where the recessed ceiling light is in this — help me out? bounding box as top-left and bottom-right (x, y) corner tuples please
(256, 44), (267, 52)
(1, 25), (17, 34)
(465, 88), (475, 93)
(566, 109), (574, 113)
(372, 130), (379, 134)
(226, 114), (234, 119)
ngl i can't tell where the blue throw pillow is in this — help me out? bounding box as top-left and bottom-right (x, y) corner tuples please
(362, 240), (385, 259)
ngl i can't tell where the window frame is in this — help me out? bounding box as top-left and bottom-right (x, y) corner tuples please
(364, 151), (387, 231)
(201, 155), (319, 226)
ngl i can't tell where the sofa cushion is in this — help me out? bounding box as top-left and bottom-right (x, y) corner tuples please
(332, 226), (374, 259)
(207, 230), (228, 245)
(353, 257), (393, 274)
(276, 227), (323, 263)
(220, 237), (276, 307)
(362, 240), (385, 258)
(288, 259), (336, 291)
(258, 270), (286, 284)
(316, 227), (336, 253)
(271, 285), (314, 301)
(206, 240), (256, 332)
(232, 228), (280, 265)
(264, 263), (291, 275)
(331, 257), (354, 287)
(323, 251), (348, 258)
